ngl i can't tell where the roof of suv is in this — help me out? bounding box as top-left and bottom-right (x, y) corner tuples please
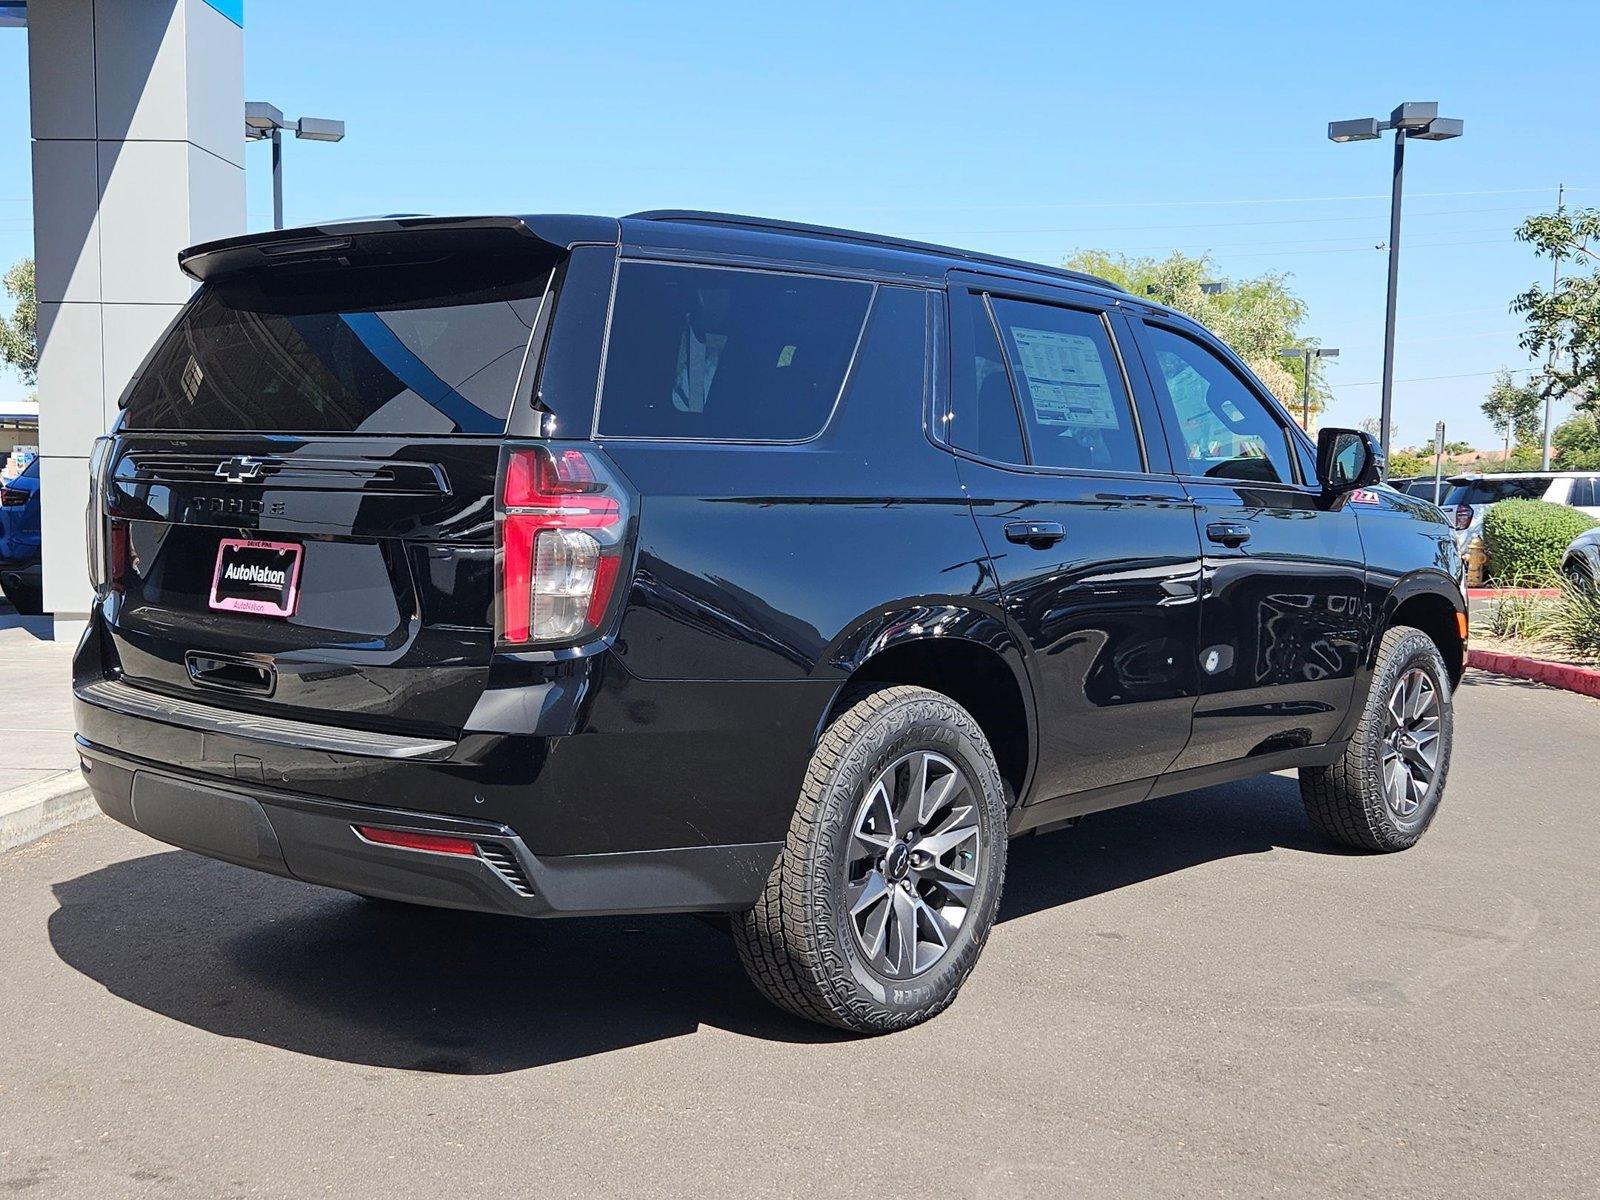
(179, 211), (1137, 308)
(624, 209), (1127, 296)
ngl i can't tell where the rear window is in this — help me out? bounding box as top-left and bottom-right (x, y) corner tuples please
(596, 263), (873, 441)
(122, 255), (550, 435)
(1443, 478), (1550, 506)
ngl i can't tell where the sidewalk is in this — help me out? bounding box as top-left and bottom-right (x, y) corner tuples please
(0, 608), (93, 852)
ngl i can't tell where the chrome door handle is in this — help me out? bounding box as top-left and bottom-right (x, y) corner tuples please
(1004, 521), (1066, 547)
(1206, 521), (1252, 547)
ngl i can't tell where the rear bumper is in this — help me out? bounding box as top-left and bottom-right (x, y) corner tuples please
(0, 559), (40, 589)
(77, 741), (781, 918)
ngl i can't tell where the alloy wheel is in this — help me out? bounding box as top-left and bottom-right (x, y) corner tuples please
(1380, 667), (1442, 822)
(845, 750), (982, 979)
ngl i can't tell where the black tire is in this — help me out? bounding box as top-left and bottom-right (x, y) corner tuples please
(1300, 625), (1454, 852)
(731, 685), (1008, 1033)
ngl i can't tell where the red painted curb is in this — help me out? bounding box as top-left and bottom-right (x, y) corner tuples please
(1468, 648), (1600, 699)
(1466, 587), (1562, 600)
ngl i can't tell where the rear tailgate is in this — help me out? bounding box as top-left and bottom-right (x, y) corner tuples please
(94, 221), (565, 739)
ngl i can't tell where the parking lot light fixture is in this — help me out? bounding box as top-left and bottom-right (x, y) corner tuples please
(244, 103), (347, 229)
(1328, 102), (1463, 458)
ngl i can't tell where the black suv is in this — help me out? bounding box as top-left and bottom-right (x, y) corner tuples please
(74, 212), (1465, 1032)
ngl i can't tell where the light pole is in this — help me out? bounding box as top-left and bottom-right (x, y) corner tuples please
(1279, 346), (1340, 431)
(245, 101), (346, 230)
(1328, 102), (1463, 459)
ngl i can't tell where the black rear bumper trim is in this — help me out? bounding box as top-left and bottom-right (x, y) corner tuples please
(78, 741), (779, 918)
(75, 677), (457, 761)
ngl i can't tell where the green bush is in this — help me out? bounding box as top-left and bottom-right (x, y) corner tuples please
(1483, 499), (1599, 584)
(1545, 582), (1600, 660)
(1486, 590), (1553, 640)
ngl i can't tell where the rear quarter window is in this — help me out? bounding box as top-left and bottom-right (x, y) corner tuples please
(596, 263), (873, 441)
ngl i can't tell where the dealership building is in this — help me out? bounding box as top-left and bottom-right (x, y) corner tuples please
(4, 0), (246, 633)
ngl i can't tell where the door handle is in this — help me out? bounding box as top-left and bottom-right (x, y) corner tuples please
(1206, 521), (1252, 547)
(1004, 520), (1066, 547)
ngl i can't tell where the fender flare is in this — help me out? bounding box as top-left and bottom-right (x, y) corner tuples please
(1372, 568), (1466, 666)
(816, 601), (1039, 803)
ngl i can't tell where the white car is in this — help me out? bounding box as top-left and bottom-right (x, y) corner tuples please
(1442, 472), (1600, 550)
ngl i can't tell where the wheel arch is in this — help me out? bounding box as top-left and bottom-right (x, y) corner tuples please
(823, 605), (1036, 807)
(1378, 571), (1466, 687)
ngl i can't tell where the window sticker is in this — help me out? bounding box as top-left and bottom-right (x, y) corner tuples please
(1009, 327), (1118, 429)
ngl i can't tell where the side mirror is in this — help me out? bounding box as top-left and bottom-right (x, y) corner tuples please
(1316, 427), (1383, 495)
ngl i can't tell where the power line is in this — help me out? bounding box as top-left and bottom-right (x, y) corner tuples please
(818, 185), (1595, 215)
(910, 203), (1544, 238)
(1330, 367), (1536, 388)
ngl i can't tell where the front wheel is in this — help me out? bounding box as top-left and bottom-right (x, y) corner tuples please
(731, 685), (1008, 1033)
(1300, 625), (1454, 852)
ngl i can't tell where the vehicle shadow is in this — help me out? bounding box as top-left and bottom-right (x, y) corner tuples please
(999, 771), (1353, 923)
(0, 604), (54, 640)
(47, 773), (1342, 1073)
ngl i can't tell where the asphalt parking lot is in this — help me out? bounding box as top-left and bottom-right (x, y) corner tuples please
(1, 671), (1595, 1199)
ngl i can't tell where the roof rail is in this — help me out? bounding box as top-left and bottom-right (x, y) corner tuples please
(626, 209), (1126, 293)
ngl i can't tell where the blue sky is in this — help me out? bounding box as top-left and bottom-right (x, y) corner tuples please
(2, 0), (1596, 447)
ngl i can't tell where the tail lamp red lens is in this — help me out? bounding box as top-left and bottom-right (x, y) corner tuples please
(498, 445), (628, 645)
(1453, 504), (1472, 531)
(0, 487), (25, 507)
(355, 825), (479, 856)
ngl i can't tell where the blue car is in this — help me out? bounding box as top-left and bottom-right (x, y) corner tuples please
(0, 457), (42, 614)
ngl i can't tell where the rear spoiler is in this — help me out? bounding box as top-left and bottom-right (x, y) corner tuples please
(178, 214), (619, 283)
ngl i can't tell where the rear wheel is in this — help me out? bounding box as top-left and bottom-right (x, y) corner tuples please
(1300, 625), (1453, 851)
(731, 685), (1008, 1033)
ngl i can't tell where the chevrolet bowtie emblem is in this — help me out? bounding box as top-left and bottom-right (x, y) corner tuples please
(216, 456), (268, 484)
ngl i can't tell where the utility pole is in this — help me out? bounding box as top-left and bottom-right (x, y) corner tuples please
(1433, 420), (1446, 505)
(1541, 182), (1564, 471)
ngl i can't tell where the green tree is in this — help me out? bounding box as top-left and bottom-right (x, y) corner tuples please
(0, 257), (37, 390)
(1553, 410), (1600, 469)
(1513, 207), (1600, 413)
(1480, 368), (1543, 460)
(1064, 250), (1319, 416)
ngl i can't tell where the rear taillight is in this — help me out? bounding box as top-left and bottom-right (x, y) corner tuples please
(496, 444), (630, 645)
(1453, 504), (1473, 531)
(86, 436), (113, 593)
(0, 487), (24, 507)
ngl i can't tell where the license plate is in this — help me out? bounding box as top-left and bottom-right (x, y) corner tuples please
(209, 538), (303, 617)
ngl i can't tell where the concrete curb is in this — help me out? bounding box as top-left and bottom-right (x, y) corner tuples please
(1468, 649), (1600, 700)
(0, 770), (97, 854)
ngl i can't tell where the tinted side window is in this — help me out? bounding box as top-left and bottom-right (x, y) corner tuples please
(948, 291), (1025, 463)
(1568, 476), (1599, 507)
(1461, 478), (1546, 505)
(1143, 325), (1296, 485)
(597, 263), (872, 440)
(989, 298), (1143, 473)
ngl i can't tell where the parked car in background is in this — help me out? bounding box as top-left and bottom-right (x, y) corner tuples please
(1388, 476), (1449, 504)
(1441, 472), (1600, 550)
(1561, 526), (1600, 588)
(74, 211), (1467, 1033)
(0, 456), (42, 614)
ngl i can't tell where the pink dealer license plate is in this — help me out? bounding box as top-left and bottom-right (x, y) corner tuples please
(208, 538), (303, 617)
